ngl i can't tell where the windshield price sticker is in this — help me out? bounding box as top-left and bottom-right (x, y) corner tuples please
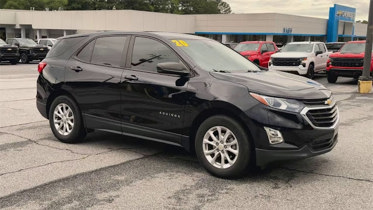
(172, 40), (189, 47)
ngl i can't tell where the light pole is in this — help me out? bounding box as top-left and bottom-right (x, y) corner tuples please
(358, 0), (373, 93)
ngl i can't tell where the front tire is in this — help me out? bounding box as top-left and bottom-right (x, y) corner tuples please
(327, 72), (338, 83)
(20, 53), (29, 64)
(49, 96), (86, 143)
(306, 63), (315, 79)
(195, 115), (252, 178)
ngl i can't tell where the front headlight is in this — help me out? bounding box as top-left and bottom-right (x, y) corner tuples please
(300, 57), (307, 62)
(250, 93), (305, 112)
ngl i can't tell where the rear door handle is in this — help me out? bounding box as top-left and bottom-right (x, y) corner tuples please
(70, 66), (83, 72)
(124, 75), (138, 81)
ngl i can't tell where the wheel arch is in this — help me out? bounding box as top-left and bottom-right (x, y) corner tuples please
(188, 102), (256, 156)
(46, 89), (80, 119)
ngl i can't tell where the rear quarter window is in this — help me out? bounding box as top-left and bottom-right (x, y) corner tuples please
(47, 36), (86, 59)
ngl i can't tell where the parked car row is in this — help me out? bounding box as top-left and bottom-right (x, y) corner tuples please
(231, 40), (372, 83)
(0, 38), (56, 65)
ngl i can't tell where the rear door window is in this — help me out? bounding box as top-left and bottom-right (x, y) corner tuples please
(76, 40), (96, 63)
(47, 36), (86, 59)
(90, 36), (127, 67)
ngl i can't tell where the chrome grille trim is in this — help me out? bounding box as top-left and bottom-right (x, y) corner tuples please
(300, 102), (339, 129)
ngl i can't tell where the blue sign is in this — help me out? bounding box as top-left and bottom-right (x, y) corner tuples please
(327, 4), (356, 42)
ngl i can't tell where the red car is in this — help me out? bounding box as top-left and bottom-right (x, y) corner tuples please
(234, 41), (278, 67)
(326, 40), (373, 83)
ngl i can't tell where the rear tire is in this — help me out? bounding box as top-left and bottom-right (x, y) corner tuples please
(195, 115), (252, 179)
(49, 95), (86, 143)
(327, 72), (338, 83)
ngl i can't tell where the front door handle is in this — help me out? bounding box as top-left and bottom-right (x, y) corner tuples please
(70, 66), (83, 72)
(124, 75), (138, 81)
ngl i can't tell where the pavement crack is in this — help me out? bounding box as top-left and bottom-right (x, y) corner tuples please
(0, 131), (88, 156)
(0, 147), (146, 178)
(0, 120), (47, 129)
(280, 167), (373, 183)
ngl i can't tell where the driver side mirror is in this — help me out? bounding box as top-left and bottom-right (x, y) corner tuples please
(156, 62), (189, 76)
(14, 42), (19, 47)
(261, 49), (268, 54)
(315, 50), (323, 56)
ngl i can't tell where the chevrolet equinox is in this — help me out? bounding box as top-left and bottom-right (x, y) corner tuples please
(36, 32), (339, 178)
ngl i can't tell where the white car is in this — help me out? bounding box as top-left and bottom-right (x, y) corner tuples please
(37, 38), (57, 50)
(269, 42), (331, 78)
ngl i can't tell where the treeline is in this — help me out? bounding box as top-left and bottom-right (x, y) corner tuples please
(0, 0), (232, 14)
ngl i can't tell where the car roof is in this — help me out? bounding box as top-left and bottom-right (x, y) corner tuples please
(239, 41), (272, 44)
(288, 41), (321, 44)
(59, 31), (209, 41)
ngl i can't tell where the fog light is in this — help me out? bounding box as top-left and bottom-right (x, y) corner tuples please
(264, 127), (284, 144)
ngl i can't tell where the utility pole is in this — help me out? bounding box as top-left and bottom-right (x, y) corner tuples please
(358, 0), (373, 93)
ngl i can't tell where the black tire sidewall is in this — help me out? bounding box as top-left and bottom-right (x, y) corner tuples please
(49, 96), (85, 143)
(195, 115), (251, 178)
(20, 53), (28, 64)
(307, 63), (314, 79)
(327, 72), (337, 83)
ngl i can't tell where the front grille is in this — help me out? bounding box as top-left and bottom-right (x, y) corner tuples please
(0, 47), (17, 54)
(331, 58), (364, 67)
(33, 48), (48, 54)
(310, 135), (336, 151)
(272, 58), (301, 66)
(306, 104), (338, 127)
(302, 98), (329, 106)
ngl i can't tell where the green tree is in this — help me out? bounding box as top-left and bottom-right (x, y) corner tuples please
(217, 0), (231, 14)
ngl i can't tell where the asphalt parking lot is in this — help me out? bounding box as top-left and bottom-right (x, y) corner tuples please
(0, 62), (372, 209)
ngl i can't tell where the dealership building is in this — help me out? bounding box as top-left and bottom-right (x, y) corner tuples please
(0, 4), (367, 45)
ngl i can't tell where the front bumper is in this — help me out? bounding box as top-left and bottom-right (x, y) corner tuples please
(269, 64), (308, 75)
(328, 68), (372, 78)
(0, 53), (20, 61)
(256, 134), (338, 167)
(244, 101), (339, 167)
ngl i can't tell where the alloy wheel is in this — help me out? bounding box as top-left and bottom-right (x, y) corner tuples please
(53, 103), (74, 136)
(202, 126), (239, 169)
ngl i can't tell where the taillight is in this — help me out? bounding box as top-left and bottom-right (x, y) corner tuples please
(38, 62), (47, 74)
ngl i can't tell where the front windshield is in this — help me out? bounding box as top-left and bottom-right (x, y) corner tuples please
(0, 39), (6, 46)
(234, 43), (260, 52)
(18, 38), (37, 47)
(281, 44), (313, 52)
(340, 43), (371, 54)
(171, 39), (260, 73)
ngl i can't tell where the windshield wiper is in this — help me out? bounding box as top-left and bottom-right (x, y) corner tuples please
(212, 69), (230, 73)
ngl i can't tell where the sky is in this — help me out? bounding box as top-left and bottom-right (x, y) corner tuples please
(224, 0), (369, 21)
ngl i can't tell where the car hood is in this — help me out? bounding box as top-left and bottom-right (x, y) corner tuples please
(20, 44), (44, 48)
(0, 44), (15, 47)
(271, 52), (311, 58)
(330, 52), (367, 58)
(210, 70), (331, 100)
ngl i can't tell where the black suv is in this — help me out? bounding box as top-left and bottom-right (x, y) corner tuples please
(6, 38), (48, 63)
(36, 32), (339, 178)
(0, 38), (19, 64)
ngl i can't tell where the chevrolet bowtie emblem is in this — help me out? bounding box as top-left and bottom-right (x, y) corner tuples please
(325, 99), (332, 105)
